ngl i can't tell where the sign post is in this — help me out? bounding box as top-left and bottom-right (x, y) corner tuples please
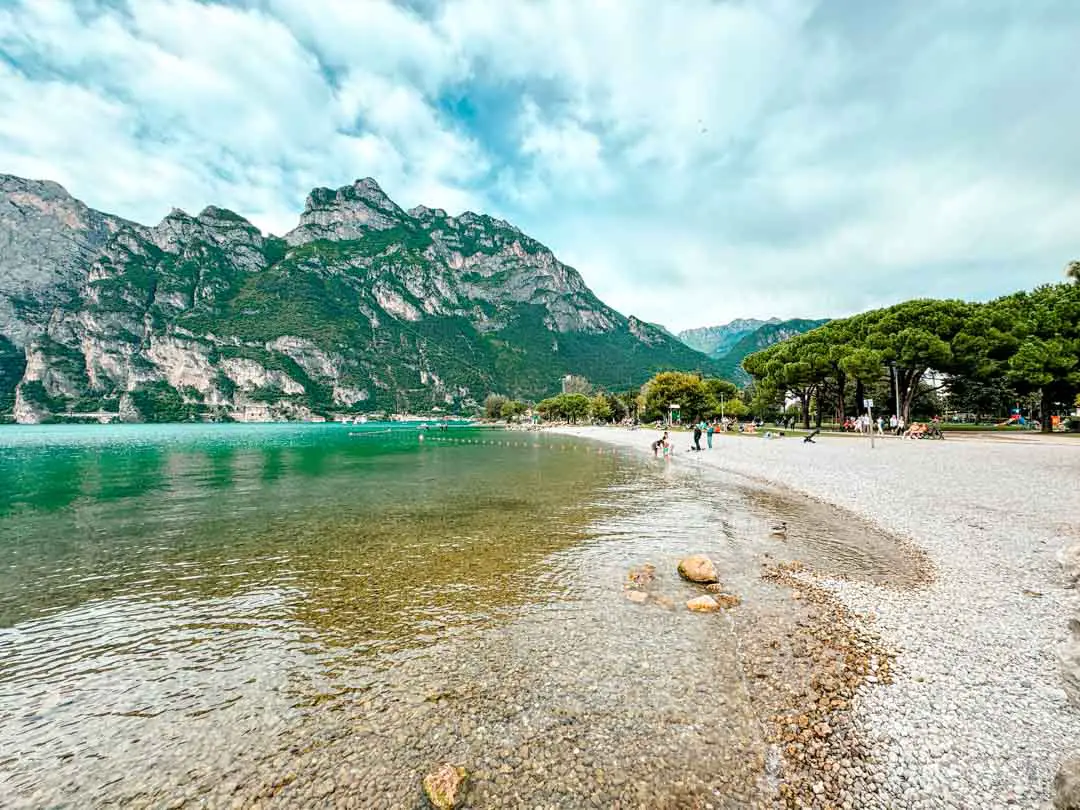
(864, 398), (875, 449)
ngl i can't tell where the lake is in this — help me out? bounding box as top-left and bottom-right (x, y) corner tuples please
(0, 423), (914, 808)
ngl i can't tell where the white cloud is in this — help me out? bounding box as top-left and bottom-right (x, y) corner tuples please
(0, 0), (487, 233)
(1, 0), (1078, 331)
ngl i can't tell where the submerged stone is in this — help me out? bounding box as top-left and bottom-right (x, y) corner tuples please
(422, 763), (467, 809)
(686, 595), (721, 612)
(713, 593), (742, 609)
(678, 555), (719, 584)
(626, 563), (657, 587)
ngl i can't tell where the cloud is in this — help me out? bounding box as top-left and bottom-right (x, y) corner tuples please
(1, 0), (1078, 331)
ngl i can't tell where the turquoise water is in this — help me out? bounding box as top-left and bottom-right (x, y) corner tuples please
(0, 423), (914, 808)
(0, 423), (778, 808)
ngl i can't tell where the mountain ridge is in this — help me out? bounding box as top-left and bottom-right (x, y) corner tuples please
(678, 318), (782, 357)
(713, 318), (830, 384)
(0, 174), (715, 423)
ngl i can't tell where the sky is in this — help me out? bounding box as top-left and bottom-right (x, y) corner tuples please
(1, 0), (1078, 332)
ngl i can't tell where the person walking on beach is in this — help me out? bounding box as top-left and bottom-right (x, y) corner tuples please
(692, 422), (704, 451)
(876, 415), (884, 436)
(706, 421), (715, 449)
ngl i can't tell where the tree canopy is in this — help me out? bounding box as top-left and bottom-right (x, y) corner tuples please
(742, 284), (1080, 431)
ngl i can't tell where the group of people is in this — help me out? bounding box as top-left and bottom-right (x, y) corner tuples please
(649, 411), (946, 456)
(651, 420), (727, 456)
(842, 414), (887, 435)
(838, 413), (943, 439)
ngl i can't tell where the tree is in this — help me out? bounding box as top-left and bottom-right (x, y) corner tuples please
(1066, 260), (1080, 284)
(998, 284), (1080, 432)
(561, 393), (591, 423)
(741, 283), (1080, 431)
(604, 392), (628, 422)
(536, 396), (560, 420)
(614, 389), (642, 421)
(589, 394), (613, 422)
(864, 299), (973, 422)
(943, 376), (1015, 420)
(536, 393), (592, 423)
(500, 399), (527, 422)
(641, 372), (716, 424)
(839, 347), (885, 414)
(723, 397), (749, 418)
(484, 394), (508, 420)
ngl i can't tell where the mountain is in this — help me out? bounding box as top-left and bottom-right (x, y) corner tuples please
(714, 318), (830, 384)
(0, 175), (715, 423)
(677, 318), (780, 358)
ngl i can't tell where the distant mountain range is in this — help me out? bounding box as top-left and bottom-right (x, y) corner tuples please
(678, 317), (829, 384)
(0, 174), (715, 423)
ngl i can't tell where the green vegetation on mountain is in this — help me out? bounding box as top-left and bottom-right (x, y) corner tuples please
(1, 176), (716, 422)
(0, 336), (26, 419)
(677, 317), (828, 385)
(714, 318), (829, 384)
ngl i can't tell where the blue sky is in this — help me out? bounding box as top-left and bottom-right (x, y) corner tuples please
(1, 0), (1078, 332)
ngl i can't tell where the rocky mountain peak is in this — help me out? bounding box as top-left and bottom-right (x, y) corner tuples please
(288, 178), (407, 246)
(350, 177), (396, 206)
(0, 174), (132, 345)
(1, 173), (73, 199)
(408, 204), (449, 221)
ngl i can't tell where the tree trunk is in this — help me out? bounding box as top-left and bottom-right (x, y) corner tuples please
(854, 379), (865, 416)
(800, 391), (810, 429)
(1041, 388), (1053, 433)
(835, 373), (847, 424)
(900, 369), (924, 423)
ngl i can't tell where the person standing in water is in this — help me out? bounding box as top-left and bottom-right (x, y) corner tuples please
(706, 421), (715, 449)
(692, 421), (704, 451)
(651, 430), (669, 457)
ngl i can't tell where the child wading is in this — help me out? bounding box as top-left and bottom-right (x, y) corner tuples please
(651, 431), (669, 457)
(706, 421), (715, 449)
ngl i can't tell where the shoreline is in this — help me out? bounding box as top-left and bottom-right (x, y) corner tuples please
(553, 425), (1080, 809)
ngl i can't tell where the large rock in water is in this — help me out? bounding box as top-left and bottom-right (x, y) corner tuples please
(1055, 753), (1080, 809)
(422, 763), (467, 809)
(677, 555), (719, 584)
(1062, 618), (1080, 709)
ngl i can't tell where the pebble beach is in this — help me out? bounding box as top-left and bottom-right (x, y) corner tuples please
(554, 426), (1080, 810)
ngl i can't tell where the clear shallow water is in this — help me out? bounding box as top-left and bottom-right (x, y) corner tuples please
(0, 424), (914, 809)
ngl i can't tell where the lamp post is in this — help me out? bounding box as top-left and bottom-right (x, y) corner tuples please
(720, 393), (725, 420)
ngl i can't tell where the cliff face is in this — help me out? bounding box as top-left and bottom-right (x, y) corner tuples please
(0, 175), (135, 345)
(1, 175), (712, 422)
